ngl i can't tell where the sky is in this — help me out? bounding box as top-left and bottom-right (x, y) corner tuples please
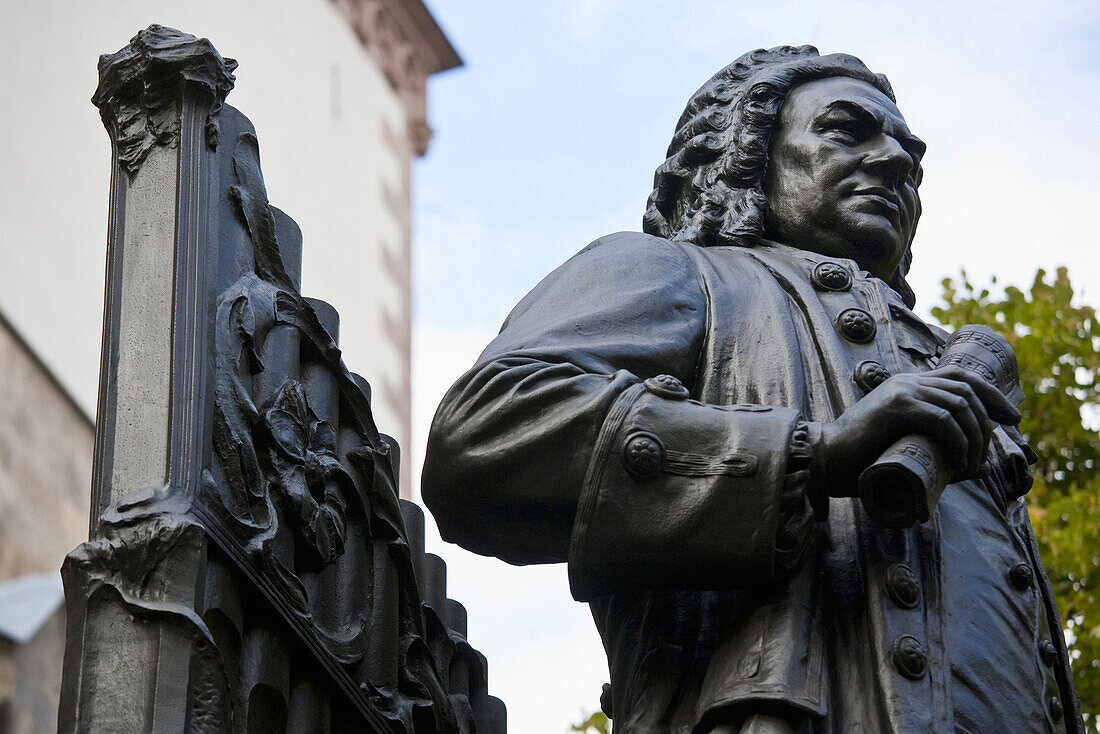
(0, 1), (1096, 732)
(407, 1), (1100, 731)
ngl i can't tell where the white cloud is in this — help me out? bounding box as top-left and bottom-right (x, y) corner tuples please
(563, 0), (629, 44)
(910, 144), (1100, 314)
(414, 196), (496, 325)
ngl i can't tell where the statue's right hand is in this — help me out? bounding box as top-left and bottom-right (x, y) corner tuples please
(813, 365), (1021, 496)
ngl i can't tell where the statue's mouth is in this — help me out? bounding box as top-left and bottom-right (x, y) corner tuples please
(852, 187), (902, 215)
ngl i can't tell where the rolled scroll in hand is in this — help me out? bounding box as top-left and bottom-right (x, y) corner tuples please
(859, 324), (1025, 529)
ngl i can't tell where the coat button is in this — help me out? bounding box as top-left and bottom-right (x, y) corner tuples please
(623, 432), (664, 479)
(644, 374), (690, 400)
(885, 563), (921, 609)
(892, 635), (928, 679)
(836, 308), (877, 343)
(854, 360), (891, 393)
(1048, 696), (1063, 723)
(812, 262), (853, 292)
(1040, 639), (1058, 667)
(1008, 562), (1033, 591)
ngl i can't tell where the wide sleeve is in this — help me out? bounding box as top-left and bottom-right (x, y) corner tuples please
(421, 233), (811, 601)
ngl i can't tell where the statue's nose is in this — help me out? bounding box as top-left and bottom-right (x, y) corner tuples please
(863, 134), (916, 184)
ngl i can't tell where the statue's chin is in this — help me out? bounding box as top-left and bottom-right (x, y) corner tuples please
(833, 216), (908, 279)
(764, 214), (907, 280)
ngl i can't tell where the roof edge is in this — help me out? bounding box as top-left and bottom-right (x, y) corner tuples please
(0, 307), (94, 430)
(331, 0), (463, 155)
(389, 0), (462, 75)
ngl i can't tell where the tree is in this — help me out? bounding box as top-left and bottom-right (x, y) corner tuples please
(569, 710), (609, 734)
(933, 267), (1100, 722)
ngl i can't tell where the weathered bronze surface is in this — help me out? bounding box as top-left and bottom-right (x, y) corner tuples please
(60, 26), (504, 734)
(423, 46), (1082, 733)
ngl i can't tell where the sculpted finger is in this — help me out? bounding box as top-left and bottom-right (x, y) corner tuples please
(922, 377), (993, 451)
(915, 387), (984, 474)
(932, 365), (1021, 425)
(902, 397), (971, 472)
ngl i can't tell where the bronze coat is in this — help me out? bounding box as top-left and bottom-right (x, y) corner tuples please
(423, 232), (1082, 733)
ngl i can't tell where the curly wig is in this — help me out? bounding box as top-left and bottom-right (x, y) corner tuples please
(642, 45), (918, 307)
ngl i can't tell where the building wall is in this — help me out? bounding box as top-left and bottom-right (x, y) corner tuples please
(0, 315), (88, 733)
(0, 0), (420, 493)
(5, 608), (66, 734)
(0, 315), (91, 580)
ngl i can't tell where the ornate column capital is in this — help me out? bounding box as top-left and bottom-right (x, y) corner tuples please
(92, 24), (237, 176)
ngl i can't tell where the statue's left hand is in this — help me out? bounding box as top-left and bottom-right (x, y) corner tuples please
(812, 363), (1021, 497)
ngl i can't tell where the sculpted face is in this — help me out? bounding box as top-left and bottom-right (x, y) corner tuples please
(763, 76), (925, 280)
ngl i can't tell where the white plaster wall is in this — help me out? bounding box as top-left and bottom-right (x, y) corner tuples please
(0, 0), (411, 471)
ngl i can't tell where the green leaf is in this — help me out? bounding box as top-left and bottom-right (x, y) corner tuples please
(570, 710), (609, 733)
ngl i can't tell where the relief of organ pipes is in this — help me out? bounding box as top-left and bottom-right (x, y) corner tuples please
(58, 25), (504, 734)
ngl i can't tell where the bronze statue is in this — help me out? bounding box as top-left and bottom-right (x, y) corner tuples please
(423, 46), (1082, 733)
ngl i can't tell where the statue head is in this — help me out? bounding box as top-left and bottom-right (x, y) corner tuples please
(642, 45), (921, 307)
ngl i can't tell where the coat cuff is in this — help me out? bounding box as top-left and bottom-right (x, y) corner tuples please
(568, 376), (804, 601)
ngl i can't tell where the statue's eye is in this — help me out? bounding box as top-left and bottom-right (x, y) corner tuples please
(826, 121), (865, 143)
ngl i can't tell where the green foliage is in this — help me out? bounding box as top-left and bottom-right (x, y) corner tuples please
(932, 267), (1100, 720)
(570, 710), (610, 734)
